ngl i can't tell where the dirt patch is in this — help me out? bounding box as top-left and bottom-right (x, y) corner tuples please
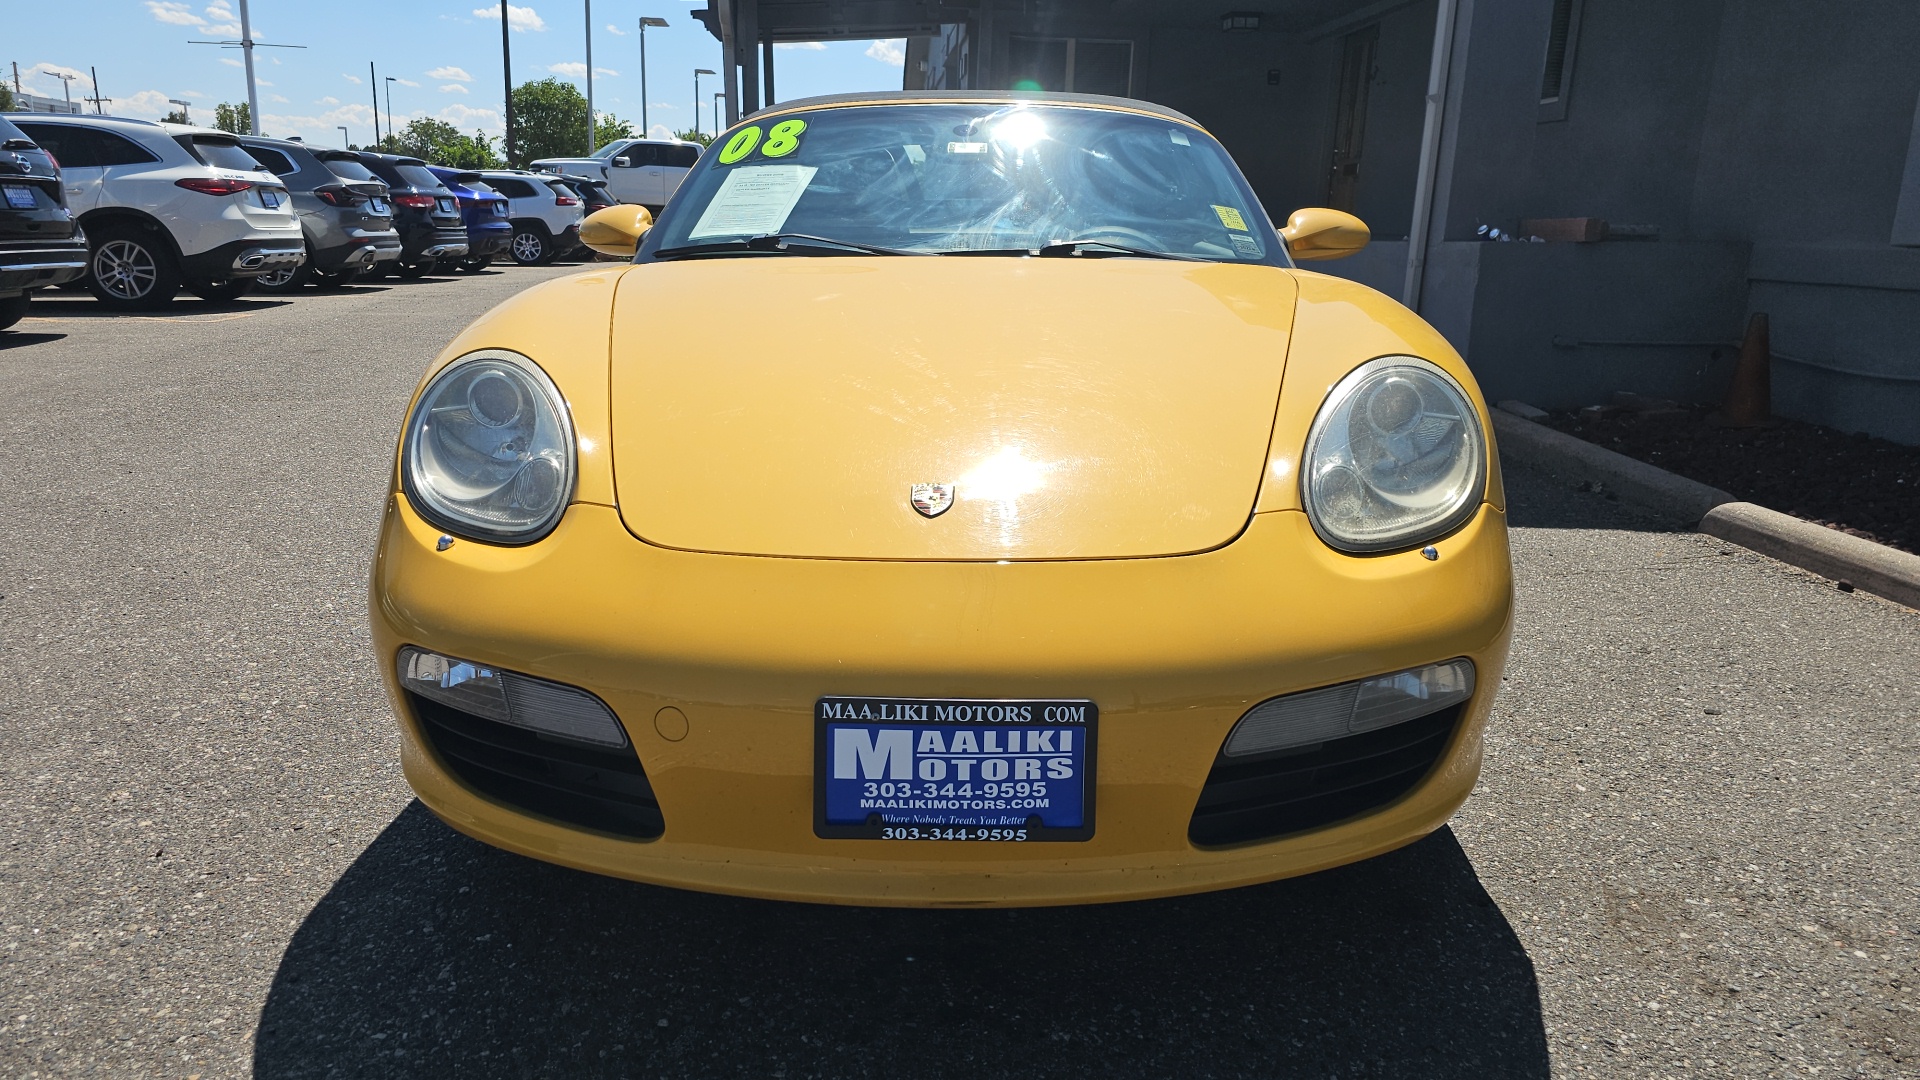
(1545, 404), (1920, 555)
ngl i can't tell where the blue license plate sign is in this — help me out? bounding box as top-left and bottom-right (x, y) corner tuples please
(815, 696), (1096, 842)
(3, 185), (36, 209)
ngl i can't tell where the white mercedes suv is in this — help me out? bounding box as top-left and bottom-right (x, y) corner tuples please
(10, 116), (304, 309)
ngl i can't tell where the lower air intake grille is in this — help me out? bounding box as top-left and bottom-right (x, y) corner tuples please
(1188, 705), (1462, 847)
(409, 692), (665, 840)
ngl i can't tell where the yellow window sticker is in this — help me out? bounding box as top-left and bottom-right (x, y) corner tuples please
(1213, 205), (1249, 232)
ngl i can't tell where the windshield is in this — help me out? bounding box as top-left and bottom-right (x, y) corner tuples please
(589, 140), (629, 160)
(643, 103), (1279, 263)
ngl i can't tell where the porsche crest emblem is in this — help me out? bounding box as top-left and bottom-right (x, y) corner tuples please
(910, 483), (955, 518)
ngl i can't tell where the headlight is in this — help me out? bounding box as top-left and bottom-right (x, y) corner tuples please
(402, 350), (575, 543)
(1301, 356), (1485, 553)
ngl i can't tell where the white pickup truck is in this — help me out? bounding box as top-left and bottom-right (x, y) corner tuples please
(530, 139), (702, 213)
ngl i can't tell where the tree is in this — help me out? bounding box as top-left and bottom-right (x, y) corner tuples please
(506, 78), (636, 165)
(0, 86), (13, 111)
(674, 129), (713, 148)
(212, 102), (251, 135)
(388, 118), (502, 168)
(162, 108), (188, 124)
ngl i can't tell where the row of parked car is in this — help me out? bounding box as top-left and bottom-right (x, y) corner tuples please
(0, 111), (699, 325)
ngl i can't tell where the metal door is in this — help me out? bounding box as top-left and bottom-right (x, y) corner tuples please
(1327, 25), (1378, 213)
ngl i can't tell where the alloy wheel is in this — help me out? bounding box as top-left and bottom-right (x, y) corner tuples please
(512, 232), (546, 263)
(94, 240), (159, 301)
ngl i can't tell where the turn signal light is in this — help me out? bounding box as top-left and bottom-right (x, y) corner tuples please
(175, 177), (255, 196)
(1222, 659), (1476, 758)
(397, 646), (631, 749)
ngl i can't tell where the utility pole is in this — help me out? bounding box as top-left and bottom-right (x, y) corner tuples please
(639, 17), (668, 138)
(370, 62), (380, 146)
(238, 0), (260, 133)
(585, 0), (595, 154)
(86, 67), (111, 114)
(11, 63), (20, 96)
(713, 91), (722, 137)
(384, 77), (396, 145)
(338, 125), (350, 148)
(169, 98), (192, 123)
(501, 2), (515, 165)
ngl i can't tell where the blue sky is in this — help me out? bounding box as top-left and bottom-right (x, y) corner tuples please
(7, 2), (907, 146)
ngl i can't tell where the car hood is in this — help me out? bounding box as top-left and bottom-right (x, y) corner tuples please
(609, 257), (1297, 560)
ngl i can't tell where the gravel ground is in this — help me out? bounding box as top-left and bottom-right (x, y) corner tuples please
(1, 270), (1915, 1079)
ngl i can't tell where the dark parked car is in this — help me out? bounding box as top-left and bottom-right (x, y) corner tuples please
(0, 114), (89, 329)
(351, 152), (467, 278)
(238, 136), (402, 291)
(554, 173), (615, 214)
(426, 166), (512, 272)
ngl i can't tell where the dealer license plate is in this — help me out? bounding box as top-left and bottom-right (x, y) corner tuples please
(367, 196), (388, 214)
(814, 696), (1096, 842)
(3, 185), (37, 209)
(259, 188), (281, 208)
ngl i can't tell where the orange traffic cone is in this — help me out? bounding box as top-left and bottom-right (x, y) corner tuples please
(1712, 312), (1772, 427)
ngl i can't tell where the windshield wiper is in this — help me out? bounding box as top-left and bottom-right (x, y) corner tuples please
(652, 233), (922, 259)
(931, 240), (1206, 261)
(1036, 239), (1205, 261)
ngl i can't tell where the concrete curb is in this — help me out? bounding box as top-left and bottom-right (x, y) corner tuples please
(1490, 403), (1920, 611)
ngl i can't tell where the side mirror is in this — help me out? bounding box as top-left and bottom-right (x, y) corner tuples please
(1279, 208), (1370, 260)
(580, 204), (654, 257)
(612, 156), (632, 168)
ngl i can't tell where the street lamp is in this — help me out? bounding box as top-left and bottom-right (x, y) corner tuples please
(713, 91), (723, 137)
(694, 68), (715, 138)
(638, 16), (668, 138)
(42, 69), (77, 106)
(338, 124), (350, 148)
(383, 76), (396, 146)
(169, 98), (193, 123)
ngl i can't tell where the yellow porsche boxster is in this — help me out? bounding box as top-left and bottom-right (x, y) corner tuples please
(371, 91), (1512, 907)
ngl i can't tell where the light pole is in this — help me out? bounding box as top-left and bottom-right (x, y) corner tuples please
(338, 125), (350, 148)
(237, 0), (260, 133)
(42, 69), (76, 106)
(584, 0), (595, 154)
(169, 98), (192, 123)
(369, 62), (380, 145)
(694, 68), (715, 138)
(384, 76), (396, 146)
(638, 16), (668, 138)
(712, 91), (723, 137)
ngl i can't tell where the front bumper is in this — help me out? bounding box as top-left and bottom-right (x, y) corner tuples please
(177, 237), (306, 281)
(372, 500), (1513, 907)
(0, 239), (89, 296)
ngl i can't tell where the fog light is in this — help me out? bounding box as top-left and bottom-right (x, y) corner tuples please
(1222, 659), (1474, 758)
(398, 646), (631, 749)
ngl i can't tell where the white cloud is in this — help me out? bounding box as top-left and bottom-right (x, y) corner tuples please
(776, 41), (828, 51)
(866, 39), (906, 67)
(647, 122), (676, 140)
(605, 24), (625, 35)
(427, 66), (473, 82)
(111, 89), (177, 120)
(596, 67), (618, 77)
(473, 4), (545, 32)
(145, 2), (201, 26)
(395, 78), (420, 87)
(548, 62), (586, 77)
(220, 58), (244, 68)
(342, 73), (362, 85)
(440, 84), (469, 94)
(261, 102), (376, 142)
(270, 94), (289, 103)
(177, 89), (207, 98)
(316, 95), (340, 105)
(203, 21), (240, 36)
(255, 78), (274, 87)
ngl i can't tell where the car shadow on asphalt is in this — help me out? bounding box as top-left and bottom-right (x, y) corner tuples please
(253, 804), (1548, 1079)
(0, 331), (66, 349)
(21, 295), (294, 318)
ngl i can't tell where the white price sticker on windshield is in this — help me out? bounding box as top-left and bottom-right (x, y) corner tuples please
(688, 165), (819, 239)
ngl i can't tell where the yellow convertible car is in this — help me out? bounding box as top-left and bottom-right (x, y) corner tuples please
(371, 91), (1511, 906)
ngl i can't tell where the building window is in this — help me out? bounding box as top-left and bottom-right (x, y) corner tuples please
(1539, 0), (1583, 122)
(1006, 36), (1134, 98)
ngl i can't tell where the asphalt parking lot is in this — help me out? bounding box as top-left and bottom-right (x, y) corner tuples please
(2, 268), (1915, 1080)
